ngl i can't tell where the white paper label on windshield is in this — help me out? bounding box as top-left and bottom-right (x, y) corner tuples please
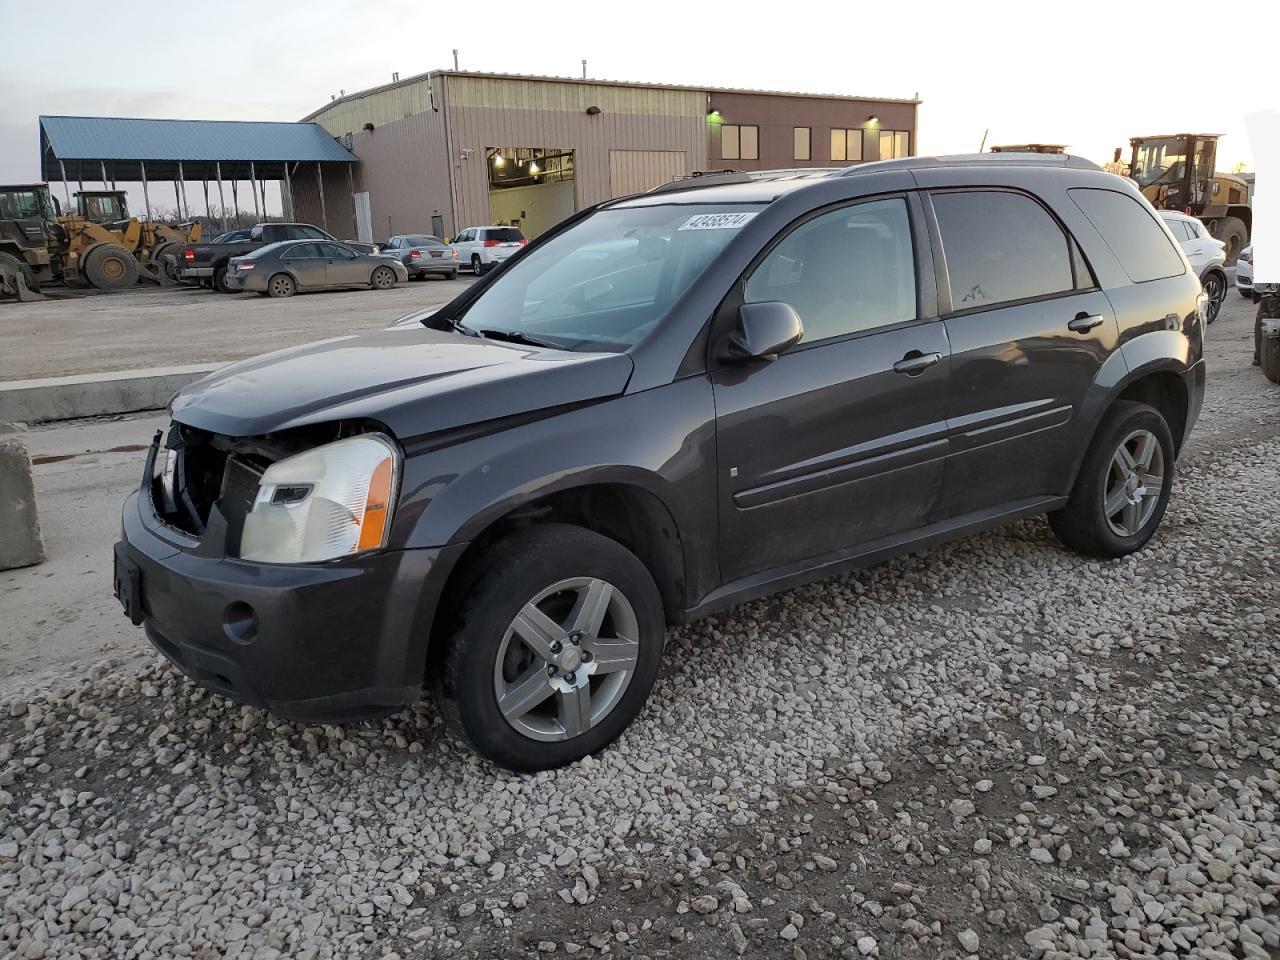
(677, 212), (758, 231)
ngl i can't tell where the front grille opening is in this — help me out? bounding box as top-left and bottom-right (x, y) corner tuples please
(152, 419), (388, 542)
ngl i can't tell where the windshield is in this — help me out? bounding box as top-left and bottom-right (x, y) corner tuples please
(0, 188), (53, 220)
(454, 204), (761, 351)
(1131, 138), (1190, 189)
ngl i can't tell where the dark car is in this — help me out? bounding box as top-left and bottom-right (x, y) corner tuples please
(115, 154), (1206, 772)
(381, 234), (461, 280)
(180, 223), (377, 293)
(223, 240), (409, 297)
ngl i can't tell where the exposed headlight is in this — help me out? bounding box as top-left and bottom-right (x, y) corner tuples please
(240, 433), (399, 563)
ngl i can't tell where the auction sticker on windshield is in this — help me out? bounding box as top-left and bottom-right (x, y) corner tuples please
(678, 212), (758, 231)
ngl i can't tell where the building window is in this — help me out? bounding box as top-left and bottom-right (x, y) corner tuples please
(721, 124), (758, 161)
(879, 130), (910, 159)
(793, 127), (811, 161)
(830, 128), (864, 163)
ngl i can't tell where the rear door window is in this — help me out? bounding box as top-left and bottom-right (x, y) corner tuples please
(931, 190), (1074, 310)
(282, 243), (321, 259)
(1069, 188), (1185, 282)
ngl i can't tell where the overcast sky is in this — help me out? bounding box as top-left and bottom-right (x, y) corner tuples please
(3, 0), (1276, 199)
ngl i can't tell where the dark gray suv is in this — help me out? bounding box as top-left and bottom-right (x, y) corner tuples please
(115, 154), (1206, 771)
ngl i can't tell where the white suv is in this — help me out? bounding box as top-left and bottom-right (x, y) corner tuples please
(451, 226), (527, 275)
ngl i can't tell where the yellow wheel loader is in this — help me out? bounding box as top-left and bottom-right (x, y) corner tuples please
(1126, 134), (1252, 260)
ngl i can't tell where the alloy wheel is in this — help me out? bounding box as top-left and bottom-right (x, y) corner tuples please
(1103, 429), (1165, 537)
(493, 577), (640, 742)
(1203, 275), (1224, 323)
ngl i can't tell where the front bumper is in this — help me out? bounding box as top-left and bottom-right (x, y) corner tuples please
(115, 481), (466, 723)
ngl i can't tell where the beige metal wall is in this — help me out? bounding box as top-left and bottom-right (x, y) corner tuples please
(608, 150), (690, 197)
(444, 75), (707, 231)
(309, 78), (436, 139)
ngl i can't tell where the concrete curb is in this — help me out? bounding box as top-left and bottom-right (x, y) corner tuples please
(0, 364), (220, 424)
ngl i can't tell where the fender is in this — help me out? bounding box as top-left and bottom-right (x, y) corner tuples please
(392, 376), (721, 604)
(1066, 329), (1198, 490)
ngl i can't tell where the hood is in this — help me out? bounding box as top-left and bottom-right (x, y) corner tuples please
(170, 326), (634, 439)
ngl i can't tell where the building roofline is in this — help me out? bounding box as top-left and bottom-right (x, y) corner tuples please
(301, 68), (921, 121)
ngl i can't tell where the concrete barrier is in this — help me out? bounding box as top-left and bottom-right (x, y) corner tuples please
(0, 422), (45, 570)
(0, 363), (220, 424)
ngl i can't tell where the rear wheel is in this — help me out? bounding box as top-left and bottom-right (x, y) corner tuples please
(83, 243), (139, 291)
(430, 524), (665, 772)
(471, 254), (483, 276)
(266, 273), (296, 298)
(371, 265), (396, 290)
(1049, 401), (1175, 558)
(212, 265), (234, 294)
(1201, 269), (1226, 324)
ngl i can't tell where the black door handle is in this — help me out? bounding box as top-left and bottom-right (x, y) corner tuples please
(893, 351), (943, 375)
(1068, 313), (1105, 333)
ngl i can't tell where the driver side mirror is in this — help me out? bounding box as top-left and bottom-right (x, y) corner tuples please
(721, 301), (804, 363)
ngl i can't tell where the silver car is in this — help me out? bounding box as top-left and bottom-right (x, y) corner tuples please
(381, 234), (461, 280)
(1237, 246), (1253, 298)
(225, 240), (409, 298)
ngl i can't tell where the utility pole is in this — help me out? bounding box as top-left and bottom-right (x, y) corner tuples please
(582, 59), (587, 79)
(452, 48), (459, 70)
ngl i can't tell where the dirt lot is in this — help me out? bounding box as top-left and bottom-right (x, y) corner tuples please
(0, 292), (1276, 960)
(0, 279), (473, 382)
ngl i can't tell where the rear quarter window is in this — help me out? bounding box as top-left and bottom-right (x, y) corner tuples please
(1069, 188), (1185, 283)
(931, 190), (1075, 310)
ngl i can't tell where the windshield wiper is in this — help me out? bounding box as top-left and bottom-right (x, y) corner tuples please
(471, 327), (562, 349)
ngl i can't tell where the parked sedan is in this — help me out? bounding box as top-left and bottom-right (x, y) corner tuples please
(225, 240), (409, 298)
(1160, 210), (1227, 323)
(381, 234), (460, 280)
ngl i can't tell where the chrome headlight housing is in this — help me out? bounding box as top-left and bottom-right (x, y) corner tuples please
(240, 433), (400, 564)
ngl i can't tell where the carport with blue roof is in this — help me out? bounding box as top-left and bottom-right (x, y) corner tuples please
(39, 116), (358, 232)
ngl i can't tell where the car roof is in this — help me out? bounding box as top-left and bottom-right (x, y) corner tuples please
(613, 153), (1103, 208)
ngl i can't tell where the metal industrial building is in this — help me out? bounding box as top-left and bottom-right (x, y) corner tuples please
(298, 71), (919, 241)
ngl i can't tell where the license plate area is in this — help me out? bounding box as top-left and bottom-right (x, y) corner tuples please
(113, 543), (145, 626)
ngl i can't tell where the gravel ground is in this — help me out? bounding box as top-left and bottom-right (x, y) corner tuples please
(1, 297), (1276, 960)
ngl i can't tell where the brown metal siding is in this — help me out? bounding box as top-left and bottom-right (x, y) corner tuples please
(707, 91), (918, 170)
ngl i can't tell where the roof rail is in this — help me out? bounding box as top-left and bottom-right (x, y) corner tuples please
(835, 153), (1101, 176)
(646, 167), (842, 195)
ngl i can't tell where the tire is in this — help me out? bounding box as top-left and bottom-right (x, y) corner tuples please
(371, 265), (396, 290)
(1262, 331), (1280, 384)
(266, 273), (296, 298)
(212, 265), (234, 294)
(83, 243), (139, 291)
(430, 524), (665, 772)
(1212, 216), (1248, 263)
(1200, 269), (1226, 324)
(1049, 401), (1175, 558)
(0, 251), (39, 300)
(471, 255), (483, 276)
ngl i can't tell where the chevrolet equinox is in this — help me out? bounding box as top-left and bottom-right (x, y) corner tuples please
(115, 154), (1206, 772)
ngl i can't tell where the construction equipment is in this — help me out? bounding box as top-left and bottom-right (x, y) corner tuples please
(1, 182), (139, 298)
(1126, 134), (1252, 260)
(70, 189), (202, 283)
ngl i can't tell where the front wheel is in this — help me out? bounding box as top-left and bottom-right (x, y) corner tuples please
(430, 524), (665, 772)
(371, 266), (396, 290)
(1049, 401), (1175, 558)
(1201, 270), (1226, 324)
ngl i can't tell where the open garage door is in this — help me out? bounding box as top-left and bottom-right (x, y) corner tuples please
(609, 150), (689, 198)
(487, 148), (575, 239)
